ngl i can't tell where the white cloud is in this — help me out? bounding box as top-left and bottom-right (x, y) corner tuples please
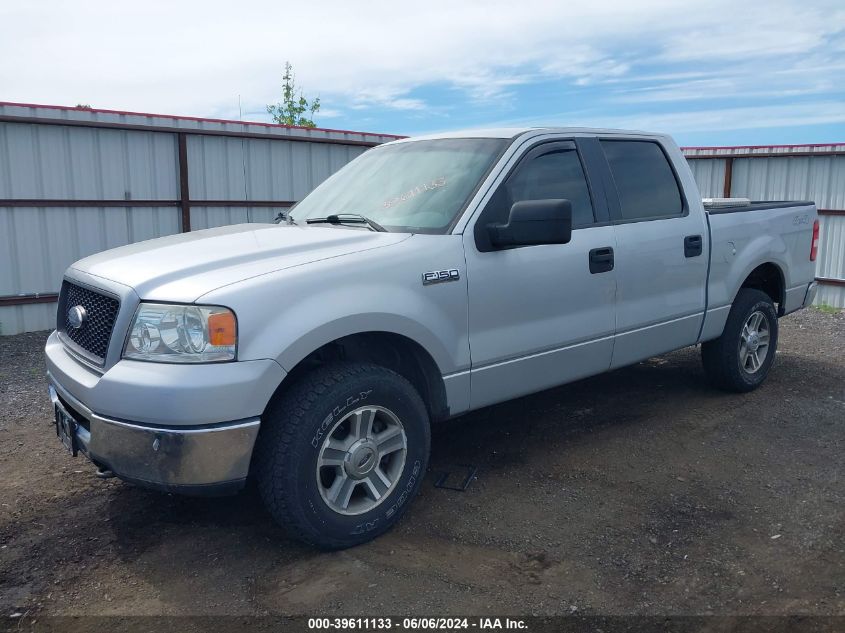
(611, 73), (838, 104)
(610, 102), (845, 133)
(315, 108), (343, 119)
(0, 0), (842, 125)
(485, 101), (845, 134)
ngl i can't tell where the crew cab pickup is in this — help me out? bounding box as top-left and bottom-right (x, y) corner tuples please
(45, 128), (820, 548)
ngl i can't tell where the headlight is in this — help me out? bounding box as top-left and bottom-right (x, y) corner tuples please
(123, 303), (237, 363)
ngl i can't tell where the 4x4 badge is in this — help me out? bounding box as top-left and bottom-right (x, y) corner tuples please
(422, 269), (460, 285)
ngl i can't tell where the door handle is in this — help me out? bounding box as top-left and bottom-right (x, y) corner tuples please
(684, 235), (703, 257)
(589, 247), (614, 274)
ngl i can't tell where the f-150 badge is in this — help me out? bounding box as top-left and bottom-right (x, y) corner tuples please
(422, 269), (460, 285)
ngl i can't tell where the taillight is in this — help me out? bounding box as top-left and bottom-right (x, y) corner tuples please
(810, 219), (819, 261)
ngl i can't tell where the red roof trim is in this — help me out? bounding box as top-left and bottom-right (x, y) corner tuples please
(0, 100), (406, 139)
(682, 142), (845, 150)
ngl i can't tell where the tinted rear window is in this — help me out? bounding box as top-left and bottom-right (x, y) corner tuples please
(601, 140), (683, 221)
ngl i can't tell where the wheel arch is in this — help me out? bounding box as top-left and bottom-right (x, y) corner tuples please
(735, 261), (786, 315)
(270, 327), (451, 423)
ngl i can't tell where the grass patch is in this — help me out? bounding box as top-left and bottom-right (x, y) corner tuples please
(815, 303), (842, 315)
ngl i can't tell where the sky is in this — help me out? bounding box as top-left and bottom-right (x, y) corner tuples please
(1, 0), (844, 146)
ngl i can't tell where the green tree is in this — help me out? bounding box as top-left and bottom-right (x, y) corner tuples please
(266, 62), (321, 128)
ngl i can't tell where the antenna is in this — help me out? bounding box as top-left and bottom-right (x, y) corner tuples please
(237, 94), (248, 220)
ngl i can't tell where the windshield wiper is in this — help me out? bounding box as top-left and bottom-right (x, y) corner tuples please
(305, 213), (387, 232)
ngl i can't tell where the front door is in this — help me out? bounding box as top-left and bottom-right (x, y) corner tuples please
(463, 139), (617, 409)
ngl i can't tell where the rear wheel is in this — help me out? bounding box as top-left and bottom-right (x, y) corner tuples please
(256, 362), (430, 549)
(701, 288), (779, 392)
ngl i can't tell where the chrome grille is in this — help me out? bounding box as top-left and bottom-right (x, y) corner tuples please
(60, 282), (120, 363)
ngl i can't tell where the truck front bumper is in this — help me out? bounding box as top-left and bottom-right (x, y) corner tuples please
(44, 331), (286, 495)
(49, 379), (260, 495)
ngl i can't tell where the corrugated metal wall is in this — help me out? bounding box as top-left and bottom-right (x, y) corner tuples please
(686, 157), (727, 198)
(186, 135), (367, 229)
(0, 102), (399, 335)
(685, 144), (845, 309)
(2, 107), (843, 335)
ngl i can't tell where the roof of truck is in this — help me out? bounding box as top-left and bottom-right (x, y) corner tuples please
(385, 127), (662, 143)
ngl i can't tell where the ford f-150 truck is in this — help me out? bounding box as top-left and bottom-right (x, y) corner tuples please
(45, 127), (820, 548)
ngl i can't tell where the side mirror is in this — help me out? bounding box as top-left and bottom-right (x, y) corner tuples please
(487, 199), (573, 248)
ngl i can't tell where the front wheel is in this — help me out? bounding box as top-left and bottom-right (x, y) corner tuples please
(701, 288), (779, 393)
(255, 362), (430, 549)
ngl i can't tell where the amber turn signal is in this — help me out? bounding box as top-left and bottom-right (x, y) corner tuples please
(208, 311), (237, 347)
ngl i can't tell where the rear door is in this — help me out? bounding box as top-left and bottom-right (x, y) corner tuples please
(463, 138), (617, 408)
(596, 138), (709, 368)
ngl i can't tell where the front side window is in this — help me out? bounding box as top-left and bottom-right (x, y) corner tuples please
(600, 140), (683, 221)
(504, 147), (595, 227)
(289, 138), (506, 233)
(479, 144), (595, 233)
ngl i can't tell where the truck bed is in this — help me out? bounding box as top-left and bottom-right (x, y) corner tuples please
(700, 200), (817, 342)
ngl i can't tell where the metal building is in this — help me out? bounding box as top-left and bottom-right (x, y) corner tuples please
(0, 102), (402, 335)
(2, 104), (843, 335)
(683, 143), (845, 308)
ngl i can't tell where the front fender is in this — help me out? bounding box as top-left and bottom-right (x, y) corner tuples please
(275, 312), (456, 376)
(198, 234), (470, 378)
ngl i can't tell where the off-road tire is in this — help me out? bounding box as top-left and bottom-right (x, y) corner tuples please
(255, 362), (430, 549)
(701, 288), (779, 393)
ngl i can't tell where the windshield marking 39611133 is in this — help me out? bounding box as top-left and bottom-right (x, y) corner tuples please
(383, 177), (447, 210)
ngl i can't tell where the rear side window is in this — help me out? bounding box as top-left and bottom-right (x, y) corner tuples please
(600, 140), (683, 221)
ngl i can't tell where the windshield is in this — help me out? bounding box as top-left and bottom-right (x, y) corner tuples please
(289, 138), (506, 233)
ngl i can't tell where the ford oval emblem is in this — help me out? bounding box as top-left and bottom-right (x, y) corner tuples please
(68, 305), (87, 329)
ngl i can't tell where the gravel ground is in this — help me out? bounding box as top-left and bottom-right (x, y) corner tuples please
(0, 309), (843, 620)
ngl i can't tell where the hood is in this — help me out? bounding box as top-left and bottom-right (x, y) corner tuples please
(70, 223), (410, 301)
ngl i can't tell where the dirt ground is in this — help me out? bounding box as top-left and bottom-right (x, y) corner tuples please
(0, 309), (843, 620)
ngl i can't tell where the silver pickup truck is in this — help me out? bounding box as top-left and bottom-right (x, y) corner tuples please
(45, 127), (819, 548)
